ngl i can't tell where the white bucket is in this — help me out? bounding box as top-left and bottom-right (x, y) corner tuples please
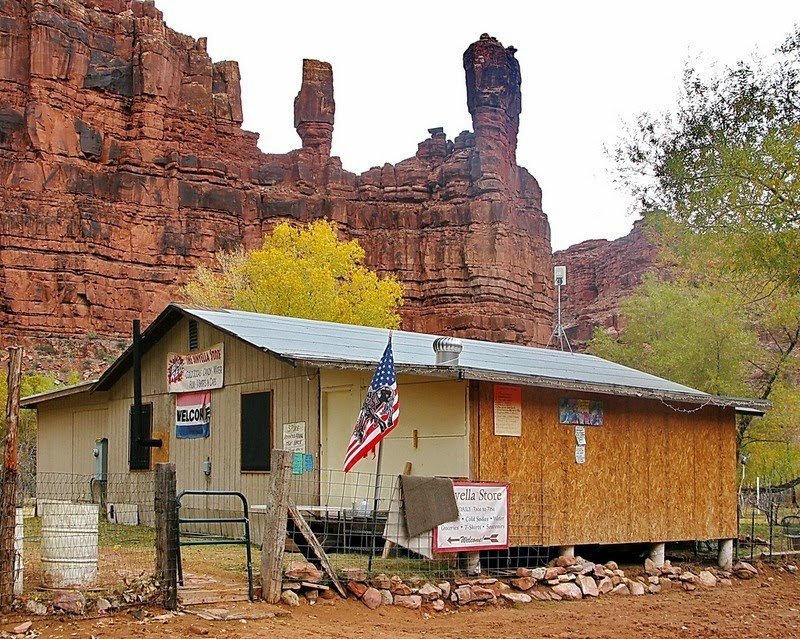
(41, 503), (99, 588)
(14, 507), (23, 596)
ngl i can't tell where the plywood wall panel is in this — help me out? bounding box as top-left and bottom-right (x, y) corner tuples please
(476, 383), (738, 546)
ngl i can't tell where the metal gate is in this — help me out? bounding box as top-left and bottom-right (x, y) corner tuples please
(176, 490), (255, 601)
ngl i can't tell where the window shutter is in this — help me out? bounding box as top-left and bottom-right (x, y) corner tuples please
(129, 403), (152, 470)
(241, 392), (272, 471)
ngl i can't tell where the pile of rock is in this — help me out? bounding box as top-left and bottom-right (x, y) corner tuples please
(344, 572), (453, 611)
(280, 561), (338, 607)
(640, 557), (760, 592)
(286, 556), (765, 611)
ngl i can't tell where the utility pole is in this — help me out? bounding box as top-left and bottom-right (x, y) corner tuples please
(0, 347), (23, 611)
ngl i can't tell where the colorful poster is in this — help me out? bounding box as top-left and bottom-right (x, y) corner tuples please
(433, 482), (509, 553)
(493, 385), (522, 436)
(559, 398), (603, 425)
(167, 343), (224, 393)
(175, 391), (211, 439)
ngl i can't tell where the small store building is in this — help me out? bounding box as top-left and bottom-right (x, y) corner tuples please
(23, 303), (768, 559)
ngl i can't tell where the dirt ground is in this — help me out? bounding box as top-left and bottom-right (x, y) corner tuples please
(3, 564), (800, 639)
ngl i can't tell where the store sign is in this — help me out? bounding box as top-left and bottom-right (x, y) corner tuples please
(493, 385), (522, 436)
(433, 482), (509, 553)
(167, 343), (224, 393)
(175, 391), (211, 439)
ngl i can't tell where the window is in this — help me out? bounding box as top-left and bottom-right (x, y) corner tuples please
(188, 319), (199, 351)
(129, 403), (153, 471)
(241, 392), (272, 471)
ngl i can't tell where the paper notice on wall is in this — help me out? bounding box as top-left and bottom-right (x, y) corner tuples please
(493, 385), (522, 436)
(575, 444), (586, 464)
(575, 424), (586, 446)
(292, 452), (304, 475)
(282, 421), (307, 452)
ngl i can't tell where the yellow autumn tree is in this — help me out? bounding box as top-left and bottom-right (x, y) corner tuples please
(182, 220), (404, 329)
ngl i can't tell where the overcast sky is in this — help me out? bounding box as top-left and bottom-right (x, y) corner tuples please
(160, 1), (799, 251)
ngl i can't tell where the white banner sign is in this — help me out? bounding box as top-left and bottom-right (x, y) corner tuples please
(433, 482), (509, 553)
(167, 343), (224, 393)
(282, 422), (307, 453)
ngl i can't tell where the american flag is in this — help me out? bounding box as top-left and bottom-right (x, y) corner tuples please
(344, 336), (400, 472)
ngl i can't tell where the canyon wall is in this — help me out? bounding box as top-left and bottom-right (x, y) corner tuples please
(553, 218), (660, 348)
(0, 0), (554, 347)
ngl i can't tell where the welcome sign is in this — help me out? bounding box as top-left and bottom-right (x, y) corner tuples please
(175, 391), (211, 439)
(167, 343), (224, 393)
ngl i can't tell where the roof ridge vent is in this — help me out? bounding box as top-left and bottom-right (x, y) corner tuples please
(433, 336), (463, 366)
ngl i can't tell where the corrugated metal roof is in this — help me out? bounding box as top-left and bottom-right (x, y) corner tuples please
(21, 304), (770, 410)
(20, 379), (96, 408)
(178, 305), (768, 410)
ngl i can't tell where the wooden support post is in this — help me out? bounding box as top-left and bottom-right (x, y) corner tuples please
(154, 463), (178, 610)
(262, 450), (292, 604)
(0, 347), (22, 612)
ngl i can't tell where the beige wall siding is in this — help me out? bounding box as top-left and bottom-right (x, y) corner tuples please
(319, 369), (470, 508)
(36, 316), (319, 518)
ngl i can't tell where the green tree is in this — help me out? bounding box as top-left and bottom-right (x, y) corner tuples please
(614, 27), (800, 291)
(1, 370), (63, 493)
(589, 272), (800, 482)
(182, 220), (404, 329)
(589, 276), (756, 397)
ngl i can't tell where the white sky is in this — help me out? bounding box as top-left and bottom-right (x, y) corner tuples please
(160, 1), (800, 251)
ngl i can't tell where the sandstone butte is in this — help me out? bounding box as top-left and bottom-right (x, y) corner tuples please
(0, 0), (561, 349)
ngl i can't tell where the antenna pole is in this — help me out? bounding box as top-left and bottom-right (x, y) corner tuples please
(547, 268), (572, 353)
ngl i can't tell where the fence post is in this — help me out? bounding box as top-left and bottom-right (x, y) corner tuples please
(0, 347), (23, 612)
(261, 450), (292, 603)
(154, 463), (178, 610)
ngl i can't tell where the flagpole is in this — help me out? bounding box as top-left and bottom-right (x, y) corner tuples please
(367, 438), (384, 573)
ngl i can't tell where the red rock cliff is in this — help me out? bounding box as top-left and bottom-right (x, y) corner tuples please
(552, 218), (661, 348)
(0, 3), (554, 345)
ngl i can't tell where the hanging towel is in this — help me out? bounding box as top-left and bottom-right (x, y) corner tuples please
(399, 475), (460, 538)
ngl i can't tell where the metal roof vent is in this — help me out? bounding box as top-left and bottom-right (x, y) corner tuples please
(433, 336), (463, 366)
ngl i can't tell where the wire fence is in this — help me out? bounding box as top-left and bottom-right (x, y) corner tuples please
(21, 473), (156, 595)
(171, 467), (552, 583)
(738, 486), (800, 562)
(0, 464), (553, 604)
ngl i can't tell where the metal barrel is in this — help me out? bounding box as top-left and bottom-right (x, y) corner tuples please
(40, 503), (99, 588)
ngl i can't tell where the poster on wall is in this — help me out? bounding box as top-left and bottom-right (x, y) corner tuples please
(559, 398), (603, 426)
(493, 385), (522, 436)
(433, 482), (509, 553)
(282, 422), (307, 453)
(175, 391), (211, 439)
(167, 343), (224, 393)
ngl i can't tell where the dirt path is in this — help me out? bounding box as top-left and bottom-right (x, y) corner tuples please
(4, 566), (800, 639)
